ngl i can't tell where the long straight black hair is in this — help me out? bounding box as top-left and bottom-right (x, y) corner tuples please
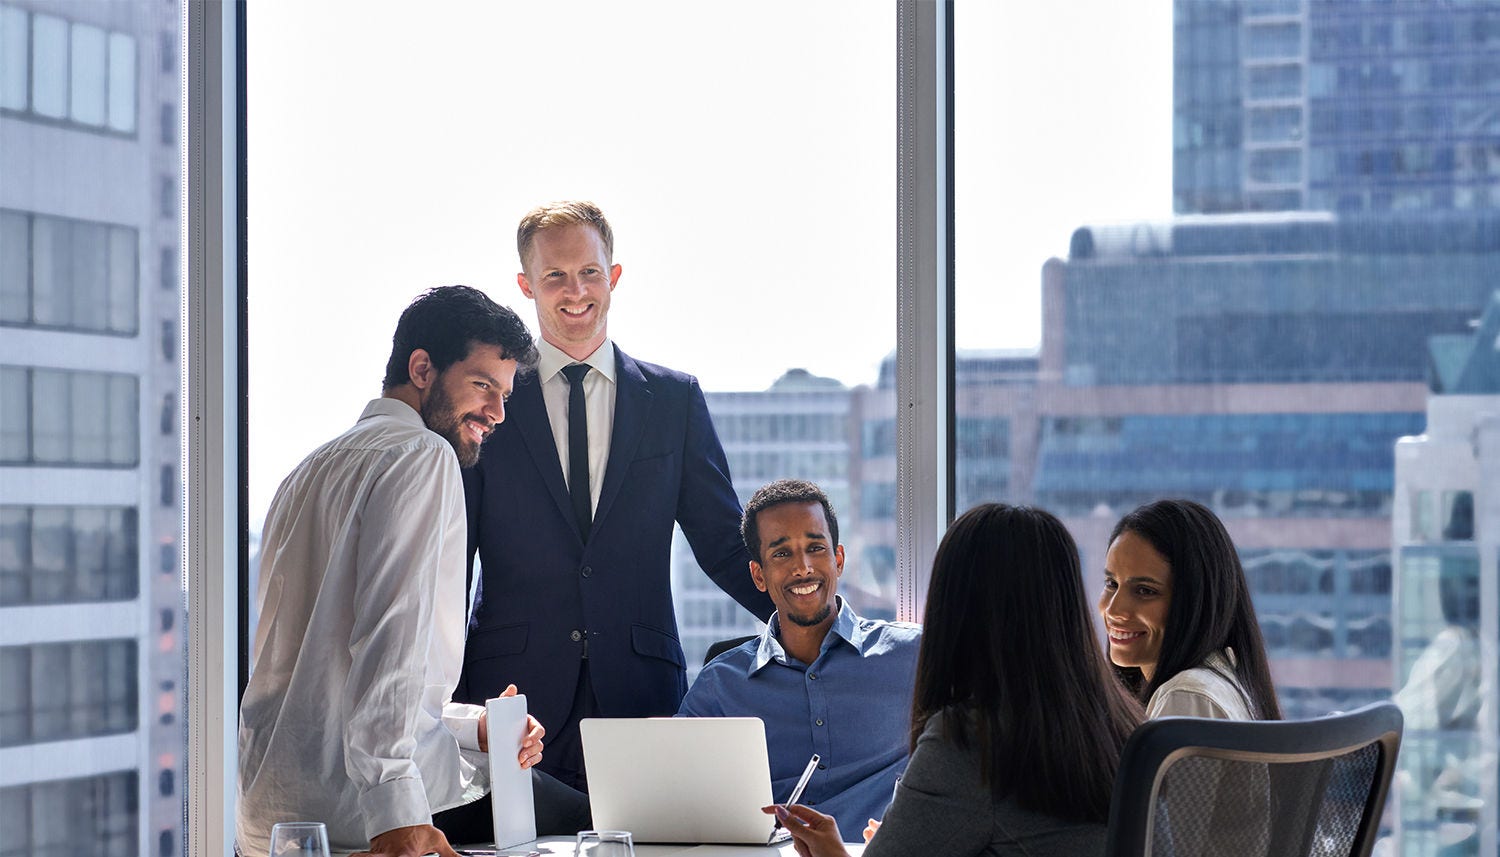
(1108, 499), (1283, 720)
(910, 504), (1142, 823)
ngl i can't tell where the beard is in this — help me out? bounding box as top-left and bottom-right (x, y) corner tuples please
(421, 377), (487, 468)
(784, 602), (834, 628)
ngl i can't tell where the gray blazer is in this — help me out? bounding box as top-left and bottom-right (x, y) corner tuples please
(864, 709), (1105, 857)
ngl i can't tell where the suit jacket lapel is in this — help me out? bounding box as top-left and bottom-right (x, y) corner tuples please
(509, 368), (578, 540)
(594, 346), (653, 531)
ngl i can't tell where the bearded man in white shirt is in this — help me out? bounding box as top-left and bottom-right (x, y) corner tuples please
(237, 286), (583, 857)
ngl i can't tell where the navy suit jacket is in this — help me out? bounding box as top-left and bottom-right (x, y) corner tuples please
(455, 344), (775, 740)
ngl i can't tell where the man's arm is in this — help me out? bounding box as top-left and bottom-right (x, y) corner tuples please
(676, 377), (775, 621)
(343, 444), (458, 842)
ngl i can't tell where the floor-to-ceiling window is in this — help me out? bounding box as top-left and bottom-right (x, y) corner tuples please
(955, 2), (1500, 852)
(247, 1), (897, 683)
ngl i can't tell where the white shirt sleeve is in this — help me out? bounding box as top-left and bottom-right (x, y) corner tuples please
(443, 702), (486, 751)
(342, 443), (457, 840)
(1147, 687), (1234, 719)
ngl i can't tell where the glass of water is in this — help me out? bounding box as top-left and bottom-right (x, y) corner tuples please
(574, 829), (634, 857)
(269, 821), (330, 857)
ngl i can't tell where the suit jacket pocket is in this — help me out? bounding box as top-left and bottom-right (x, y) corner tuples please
(468, 622), (529, 661)
(631, 623), (686, 669)
(628, 448), (677, 477)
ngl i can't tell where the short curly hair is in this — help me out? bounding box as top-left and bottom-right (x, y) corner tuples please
(741, 479), (839, 563)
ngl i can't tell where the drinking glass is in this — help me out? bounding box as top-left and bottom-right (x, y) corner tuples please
(574, 829), (634, 857)
(270, 821), (330, 857)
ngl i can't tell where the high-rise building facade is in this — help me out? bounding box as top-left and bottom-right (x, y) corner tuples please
(1035, 212), (1500, 719)
(0, 2), (183, 854)
(1175, 0), (1500, 214)
(1391, 293), (1500, 857)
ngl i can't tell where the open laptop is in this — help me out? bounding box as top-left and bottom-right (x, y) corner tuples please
(580, 717), (781, 844)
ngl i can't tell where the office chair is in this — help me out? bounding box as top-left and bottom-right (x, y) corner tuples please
(703, 634), (758, 664)
(1104, 701), (1402, 857)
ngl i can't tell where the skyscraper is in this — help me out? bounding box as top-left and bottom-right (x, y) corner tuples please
(1175, 0), (1500, 214)
(1391, 292), (1500, 857)
(0, 2), (183, 854)
(1037, 212), (1498, 718)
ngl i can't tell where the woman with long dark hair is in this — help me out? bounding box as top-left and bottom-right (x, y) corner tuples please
(770, 504), (1141, 856)
(1100, 498), (1282, 720)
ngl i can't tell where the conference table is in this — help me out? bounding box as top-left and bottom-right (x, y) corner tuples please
(479, 838), (867, 856)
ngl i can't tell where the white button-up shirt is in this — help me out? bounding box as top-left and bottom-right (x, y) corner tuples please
(536, 338), (616, 514)
(236, 398), (486, 855)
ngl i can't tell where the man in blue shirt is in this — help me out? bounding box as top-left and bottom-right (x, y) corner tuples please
(677, 479), (921, 836)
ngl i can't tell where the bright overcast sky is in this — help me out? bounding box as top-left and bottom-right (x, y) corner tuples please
(247, 0), (1170, 523)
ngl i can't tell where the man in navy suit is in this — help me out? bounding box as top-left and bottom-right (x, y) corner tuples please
(457, 201), (775, 791)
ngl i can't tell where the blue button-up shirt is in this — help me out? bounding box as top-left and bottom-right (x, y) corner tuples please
(677, 597), (921, 835)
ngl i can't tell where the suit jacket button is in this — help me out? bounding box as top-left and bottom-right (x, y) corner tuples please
(570, 630), (583, 642)
(581, 566), (592, 578)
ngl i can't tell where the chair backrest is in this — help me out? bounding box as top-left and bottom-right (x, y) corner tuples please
(1104, 701), (1403, 857)
(704, 634), (759, 664)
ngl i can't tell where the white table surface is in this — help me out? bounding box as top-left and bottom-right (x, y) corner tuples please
(496, 836), (865, 856)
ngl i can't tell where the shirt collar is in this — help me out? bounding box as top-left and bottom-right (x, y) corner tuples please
(363, 397), (424, 427)
(537, 338), (617, 385)
(750, 596), (861, 674)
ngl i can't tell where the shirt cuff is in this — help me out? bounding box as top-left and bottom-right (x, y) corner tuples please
(443, 701), (486, 752)
(358, 776), (431, 842)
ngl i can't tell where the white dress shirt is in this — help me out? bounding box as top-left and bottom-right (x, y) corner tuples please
(1146, 649), (1256, 720)
(236, 398), (486, 856)
(536, 338), (616, 514)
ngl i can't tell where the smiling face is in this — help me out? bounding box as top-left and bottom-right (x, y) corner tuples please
(1099, 529), (1173, 682)
(517, 222), (622, 361)
(418, 344), (517, 468)
(750, 501), (845, 631)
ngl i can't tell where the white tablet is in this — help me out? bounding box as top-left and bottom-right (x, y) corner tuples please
(485, 695), (537, 848)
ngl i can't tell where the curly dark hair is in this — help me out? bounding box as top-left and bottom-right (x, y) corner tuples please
(381, 285), (538, 390)
(741, 479), (839, 562)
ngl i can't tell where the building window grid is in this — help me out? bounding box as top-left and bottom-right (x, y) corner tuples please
(0, 770), (138, 857)
(0, 639), (138, 748)
(0, 3), (137, 136)
(0, 209), (140, 337)
(0, 366), (139, 467)
(0, 505), (139, 608)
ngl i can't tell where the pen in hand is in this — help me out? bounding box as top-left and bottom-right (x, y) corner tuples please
(771, 753), (821, 837)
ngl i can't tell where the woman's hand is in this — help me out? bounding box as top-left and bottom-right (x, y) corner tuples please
(761, 804), (851, 857)
(863, 819), (882, 842)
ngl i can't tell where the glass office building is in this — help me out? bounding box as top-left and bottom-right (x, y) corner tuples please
(1035, 211), (1500, 719)
(0, 1), (184, 854)
(1175, 0), (1500, 214)
(1391, 294), (1500, 856)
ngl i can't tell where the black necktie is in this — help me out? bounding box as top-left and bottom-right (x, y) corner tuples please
(561, 363), (593, 542)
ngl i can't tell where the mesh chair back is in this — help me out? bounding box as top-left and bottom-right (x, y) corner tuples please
(1105, 702), (1402, 857)
(703, 634), (758, 664)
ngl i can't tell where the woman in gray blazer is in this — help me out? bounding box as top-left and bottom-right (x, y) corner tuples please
(770, 504), (1142, 856)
